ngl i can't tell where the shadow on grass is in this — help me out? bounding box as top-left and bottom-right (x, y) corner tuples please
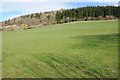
(70, 33), (119, 49)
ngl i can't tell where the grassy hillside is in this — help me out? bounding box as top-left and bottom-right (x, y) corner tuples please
(2, 20), (118, 78)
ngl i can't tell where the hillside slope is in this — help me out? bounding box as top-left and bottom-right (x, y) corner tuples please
(2, 20), (118, 78)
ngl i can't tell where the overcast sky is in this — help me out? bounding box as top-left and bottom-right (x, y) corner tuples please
(0, 0), (119, 21)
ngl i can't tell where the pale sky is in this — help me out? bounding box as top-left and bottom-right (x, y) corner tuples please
(1, 0), (120, 2)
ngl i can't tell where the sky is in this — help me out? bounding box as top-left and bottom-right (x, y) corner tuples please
(0, 0), (119, 21)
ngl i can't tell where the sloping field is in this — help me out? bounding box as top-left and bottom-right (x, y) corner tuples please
(2, 20), (118, 78)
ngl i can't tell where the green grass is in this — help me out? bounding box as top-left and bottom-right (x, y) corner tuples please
(0, 32), (2, 79)
(2, 20), (118, 78)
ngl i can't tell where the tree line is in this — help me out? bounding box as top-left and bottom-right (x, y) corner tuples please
(56, 6), (119, 23)
(3, 6), (119, 27)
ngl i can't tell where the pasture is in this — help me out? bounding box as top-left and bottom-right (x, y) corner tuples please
(2, 20), (118, 78)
